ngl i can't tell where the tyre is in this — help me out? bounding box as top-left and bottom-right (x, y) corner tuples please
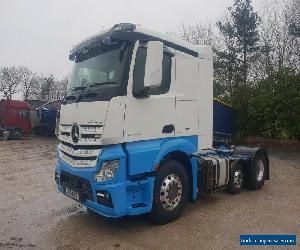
(150, 159), (189, 224)
(228, 163), (244, 194)
(3, 130), (10, 140)
(10, 128), (23, 140)
(247, 151), (267, 190)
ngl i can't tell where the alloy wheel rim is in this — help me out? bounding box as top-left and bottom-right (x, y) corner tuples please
(160, 174), (183, 211)
(256, 159), (264, 181)
(234, 169), (242, 189)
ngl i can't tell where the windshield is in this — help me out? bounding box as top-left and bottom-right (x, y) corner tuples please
(65, 41), (130, 103)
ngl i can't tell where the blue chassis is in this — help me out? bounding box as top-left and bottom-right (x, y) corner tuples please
(55, 137), (267, 218)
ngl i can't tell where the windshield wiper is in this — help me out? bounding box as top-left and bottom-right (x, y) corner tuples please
(61, 87), (85, 104)
(75, 82), (118, 102)
(75, 84), (98, 103)
(74, 86), (86, 90)
(90, 82), (118, 86)
(65, 95), (77, 100)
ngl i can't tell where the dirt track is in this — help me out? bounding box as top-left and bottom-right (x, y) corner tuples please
(0, 137), (299, 249)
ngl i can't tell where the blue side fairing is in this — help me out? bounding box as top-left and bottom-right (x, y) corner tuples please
(125, 136), (198, 199)
(125, 136), (198, 175)
(56, 135), (198, 218)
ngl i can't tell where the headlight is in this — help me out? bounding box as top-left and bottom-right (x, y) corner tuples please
(94, 160), (119, 182)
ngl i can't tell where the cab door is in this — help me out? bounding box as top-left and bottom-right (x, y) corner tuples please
(19, 109), (31, 136)
(124, 41), (175, 143)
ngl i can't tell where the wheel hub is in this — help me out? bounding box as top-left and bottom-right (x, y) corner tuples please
(234, 170), (242, 189)
(256, 159), (264, 181)
(160, 174), (182, 211)
(167, 183), (178, 200)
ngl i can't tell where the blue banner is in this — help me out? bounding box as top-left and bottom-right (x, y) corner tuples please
(240, 235), (296, 246)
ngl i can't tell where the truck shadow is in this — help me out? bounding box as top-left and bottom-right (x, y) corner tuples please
(49, 206), (164, 249)
(50, 184), (274, 249)
(48, 193), (227, 249)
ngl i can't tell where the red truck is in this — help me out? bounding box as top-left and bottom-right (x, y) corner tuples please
(0, 100), (31, 139)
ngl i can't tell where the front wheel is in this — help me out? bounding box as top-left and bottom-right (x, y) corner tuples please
(150, 160), (189, 224)
(10, 128), (23, 140)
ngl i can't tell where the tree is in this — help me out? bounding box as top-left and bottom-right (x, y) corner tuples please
(257, 0), (300, 75)
(0, 66), (22, 99)
(37, 74), (68, 101)
(53, 76), (68, 101)
(215, 0), (260, 135)
(178, 22), (216, 46)
(19, 66), (38, 101)
(0, 65), (68, 102)
(40, 75), (55, 101)
(214, 0), (260, 101)
(224, 0), (260, 85)
(287, 0), (300, 37)
(216, 14), (241, 97)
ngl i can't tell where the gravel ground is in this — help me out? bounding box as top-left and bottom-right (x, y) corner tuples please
(0, 137), (299, 250)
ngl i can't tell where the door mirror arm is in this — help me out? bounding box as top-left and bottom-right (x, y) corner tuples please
(133, 87), (150, 98)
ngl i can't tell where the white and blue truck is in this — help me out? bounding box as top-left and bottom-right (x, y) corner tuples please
(55, 23), (269, 224)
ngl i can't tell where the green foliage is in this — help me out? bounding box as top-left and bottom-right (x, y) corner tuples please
(232, 70), (300, 139)
(214, 0), (300, 140)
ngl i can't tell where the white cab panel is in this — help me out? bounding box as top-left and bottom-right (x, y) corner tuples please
(174, 47), (213, 150)
(174, 50), (200, 138)
(175, 51), (200, 100)
(124, 95), (175, 142)
(124, 42), (176, 142)
(59, 99), (125, 146)
(102, 96), (125, 145)
(197, 46), (213, 149)
(175, 100), (199, 136)
(60, 101), (108, 126)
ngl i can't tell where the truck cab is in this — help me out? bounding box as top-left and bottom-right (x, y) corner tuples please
(0, 99), (31, 139)
(55, 23), (269, 223)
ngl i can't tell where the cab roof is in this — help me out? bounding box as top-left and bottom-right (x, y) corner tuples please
(70, 23), (212, 60)
(0, 99), (30, 109)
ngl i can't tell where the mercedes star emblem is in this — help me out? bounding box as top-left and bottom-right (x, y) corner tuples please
(71, 123), (80, 143)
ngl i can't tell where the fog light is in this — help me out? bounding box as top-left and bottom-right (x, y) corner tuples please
(94, 160), (119, 182)
(96, 190), (113, 208)
(55, 172), (59, 184)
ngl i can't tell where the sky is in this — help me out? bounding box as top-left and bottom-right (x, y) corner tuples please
(0, 0), (264, 80)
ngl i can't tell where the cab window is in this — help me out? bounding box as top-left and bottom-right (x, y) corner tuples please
(20, 110), (30, 120)
(133, 45), (172, 95)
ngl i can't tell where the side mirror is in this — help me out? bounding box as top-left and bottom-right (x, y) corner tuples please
(144, 41), (163, 87)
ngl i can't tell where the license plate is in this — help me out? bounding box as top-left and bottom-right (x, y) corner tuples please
(65, 187), (80, 201)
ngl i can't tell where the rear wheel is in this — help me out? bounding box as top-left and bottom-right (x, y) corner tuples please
(150, 160), (189, 224)
(10, 128), (23, 140)
(247, 151), (267, 190)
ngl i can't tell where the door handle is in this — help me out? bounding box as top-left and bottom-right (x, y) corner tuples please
(162, 124), (174, 133)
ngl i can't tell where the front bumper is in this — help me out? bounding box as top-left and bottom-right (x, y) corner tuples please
(55, 145), (154, 218)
